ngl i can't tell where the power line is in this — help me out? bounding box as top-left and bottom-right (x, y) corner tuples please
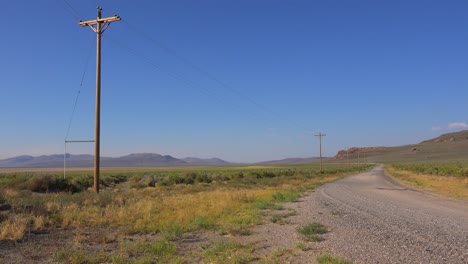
(120, 19), (312, 132)
(65, 37), (94, 140)
(60, 0), (81, 20)
(104, 35), (279, 129)
(104, 35), (217, 98)
(61, 2), (314, 133)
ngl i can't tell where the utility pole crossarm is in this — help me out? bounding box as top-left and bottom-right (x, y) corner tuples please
(78, 16), (121, 27)
(65, 140), (95, 143)
(79, 14), (120, 33)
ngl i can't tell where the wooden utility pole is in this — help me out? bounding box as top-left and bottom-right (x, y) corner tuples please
(314, 132), (326, 171)
(79, 7), (120, 193)
(347, 148), (349, 167)
(357, 148), (360, 165)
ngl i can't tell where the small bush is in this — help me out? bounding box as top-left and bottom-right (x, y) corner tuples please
(28, 175), (67, 193)
(272, 191), (300, 202)
(69, 175), (93, 192)
(195, 173), (212, 184)
(130, 175), (156, 189)
(169, 174), (185, 184)
(262, 171), (276, 178)
(184, 172), (197, 184)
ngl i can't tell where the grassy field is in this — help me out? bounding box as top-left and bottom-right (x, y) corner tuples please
(386, 163), (468, 198)
(0, 163), (372, 263)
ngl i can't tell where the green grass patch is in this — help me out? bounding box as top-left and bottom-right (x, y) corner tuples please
(390, 163), (468, 178)
(254, 200), (283, 210)
(297, 223), (328, 242)
(149, 239), (177, 258)
(161, 223), (186, 241)
(272, 190), (301, 202)
(53, 238), (181, 263)
(317, 254), (352, 264)
(53, 248), (126, 264)
(190, 215), (216, 230)
(201, 240), (255, 263)
(271, 209), (297, 224)
(295, 242), (307, 251)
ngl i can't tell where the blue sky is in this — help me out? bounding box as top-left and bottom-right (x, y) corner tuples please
(0, 0), (467, 162)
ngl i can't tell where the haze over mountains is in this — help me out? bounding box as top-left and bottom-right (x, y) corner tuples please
(0, 153), (323, 168)
(0, 153), (235, 168)
(1, 130), (467, 167)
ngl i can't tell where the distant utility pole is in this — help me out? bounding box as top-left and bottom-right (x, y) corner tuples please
(314, 132), (326, 171)
(357, 148), (360, 165)
(347, 148), (349, 166)
(79, 7), (120, 193)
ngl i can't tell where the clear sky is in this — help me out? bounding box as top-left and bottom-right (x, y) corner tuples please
(1, 0), (467, 162)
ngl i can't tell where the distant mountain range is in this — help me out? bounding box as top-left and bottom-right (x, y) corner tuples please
(4, 130), (463, 168)
(0, 153), (321, 168)
(0, 153), (233, 168)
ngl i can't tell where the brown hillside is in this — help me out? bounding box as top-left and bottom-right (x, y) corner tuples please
(334, 130), (468, 162)
(420, 130), (468, 144)
(335, 147), (386, 159)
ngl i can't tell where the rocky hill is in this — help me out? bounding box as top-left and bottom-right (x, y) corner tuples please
(334, 130), (468, 163)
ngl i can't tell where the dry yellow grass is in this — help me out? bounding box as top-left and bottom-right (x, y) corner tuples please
(0, 215), (28, 241)
(59, 176), (340, 235)
(61, 187), (274, 234)
(3, 188), (21, 199)
(34, 215), (47, 230)
(386, 166), (468, 199)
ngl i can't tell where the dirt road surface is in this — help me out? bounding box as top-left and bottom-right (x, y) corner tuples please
(306, 165), (468, 263)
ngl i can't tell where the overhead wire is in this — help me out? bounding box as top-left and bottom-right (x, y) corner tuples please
(58, 1), (91, 176)
(58, 1), (314, 135)
(120, 19), (313, 133)
(104, 34), (279, 128)
(65, 37), (94, 140)
(104, 35), (213, 96)
(60, 0), (81, 20)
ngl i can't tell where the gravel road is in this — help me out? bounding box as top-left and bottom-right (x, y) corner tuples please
(306, 165), (468, 263)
